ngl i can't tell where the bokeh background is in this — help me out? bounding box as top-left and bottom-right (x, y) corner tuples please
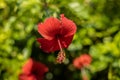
(0, 0), (120, 80)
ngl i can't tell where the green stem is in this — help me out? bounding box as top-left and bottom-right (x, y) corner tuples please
(81, 68), (88, 80)
(108, 65), (112, 80)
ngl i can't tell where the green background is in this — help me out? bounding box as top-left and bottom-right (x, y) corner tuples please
(0, 0), (120, 80)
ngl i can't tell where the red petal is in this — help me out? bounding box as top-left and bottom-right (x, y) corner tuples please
(37, 35), (73, 52)
(33, 60), (49, 76)
(60, 14), (77, 37)
(21, 58), (48, 75)
(38, 17), (61, 40)
(19, 74), (36, 80)
(20, 58), (48, 80)
(73, 57), (82, 69)
(37, 38), (60, 52)
(60, 35), (74, 48)
(22, 58), (33, 75)
(80, 54), (92, 66)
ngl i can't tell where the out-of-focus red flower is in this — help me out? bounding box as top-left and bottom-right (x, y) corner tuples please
(19, 58), (48, 80)
(37, 14), (77, 63)
(73, 54), (92, 69)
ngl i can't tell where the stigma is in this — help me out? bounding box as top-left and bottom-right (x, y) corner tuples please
(56, 50), (66, 63)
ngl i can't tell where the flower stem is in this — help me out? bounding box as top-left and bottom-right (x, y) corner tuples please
(81, 68), (88, 80)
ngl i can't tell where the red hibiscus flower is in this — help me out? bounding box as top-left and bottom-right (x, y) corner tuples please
(73, 54), (92, 69)
(37, 14), (77, 63)
(19, 58), (48, 80)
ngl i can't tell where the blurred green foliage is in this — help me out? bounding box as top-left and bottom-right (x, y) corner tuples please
(0, 0), (120, 80)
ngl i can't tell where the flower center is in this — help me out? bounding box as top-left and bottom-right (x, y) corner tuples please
(55, 34), (61, 39)
(56, 38), (66, 63)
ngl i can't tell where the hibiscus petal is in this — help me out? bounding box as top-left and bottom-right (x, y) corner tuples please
(22, 58), (33, 75)
(19, 74), (36, 80)
(38, 17), (61, 40)
(20, 58), (48, 80)
(60, 35), (74, 48)
(73, 57), (82, 69)
(33, 60), (49, 76)
(37, 35), (74, 52)
(60, 14), (77, 37)
(30, 59), (48, 80)
(37, 38), (60, 52)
